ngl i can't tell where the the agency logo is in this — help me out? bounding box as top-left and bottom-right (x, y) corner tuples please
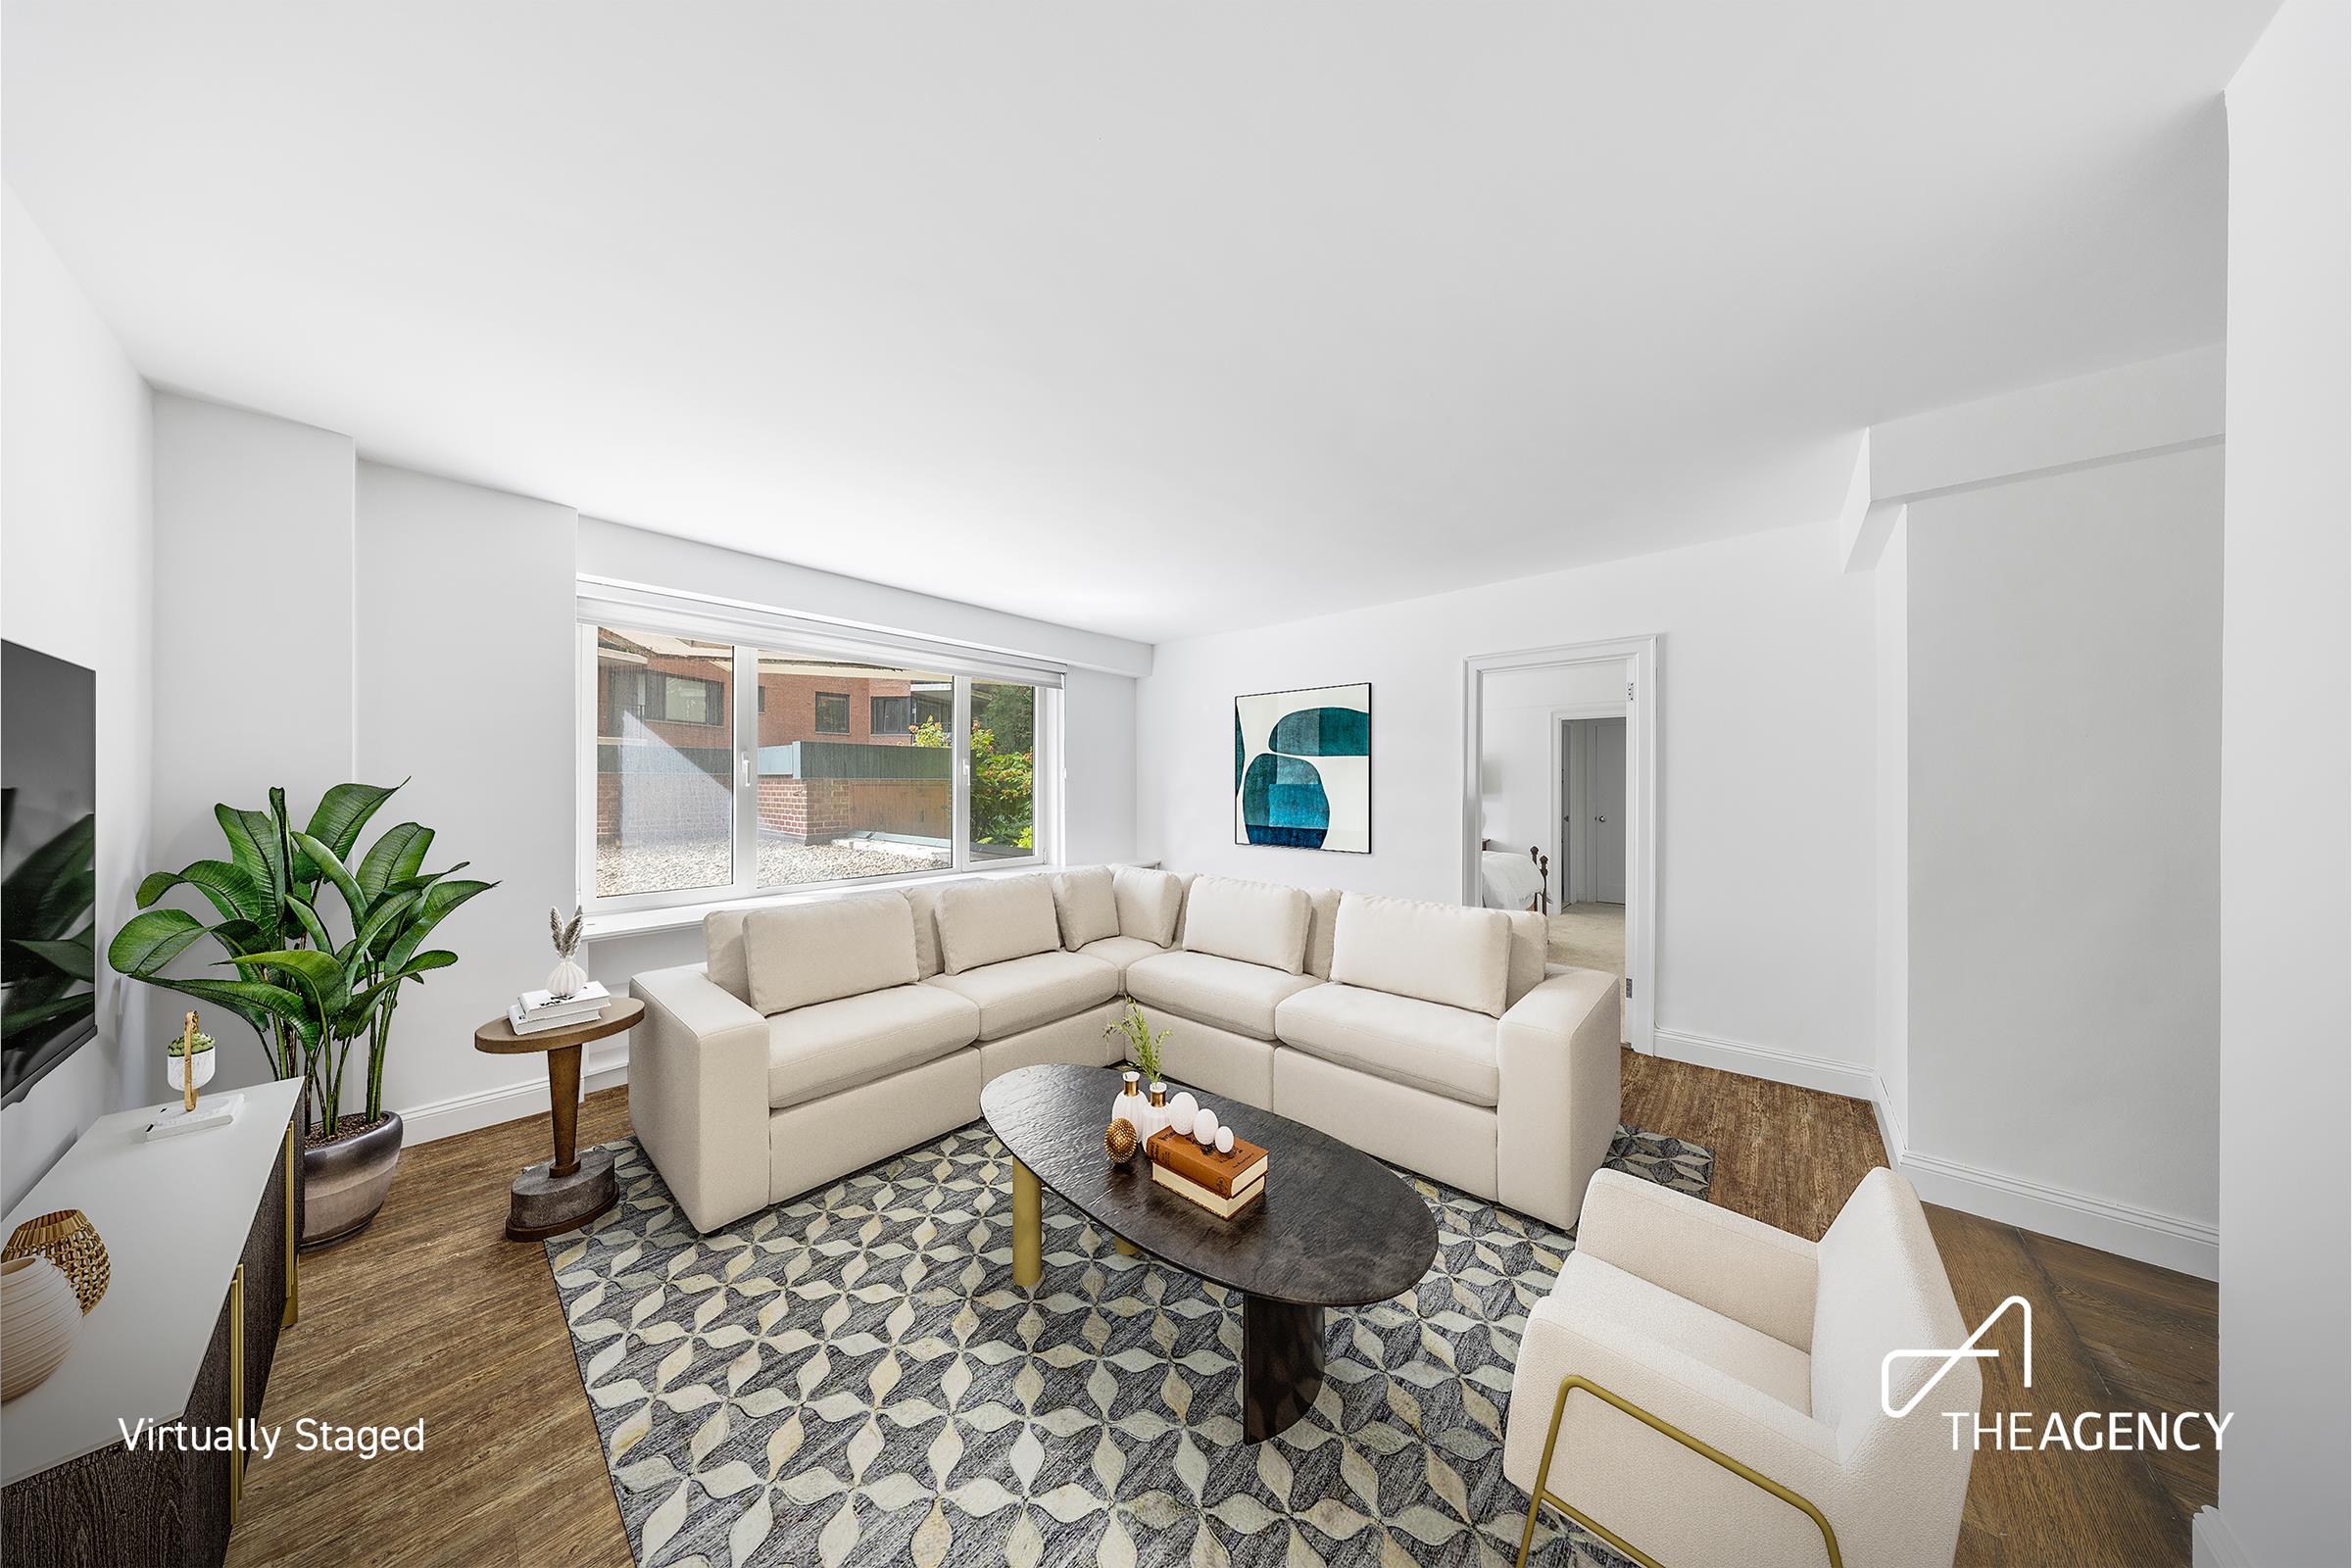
(1883, 1293), (2231, 1454)
(1882, 1294), (2033, 1419)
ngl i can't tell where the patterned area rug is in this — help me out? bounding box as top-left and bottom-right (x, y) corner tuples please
(546, 1123), (1712, 1568)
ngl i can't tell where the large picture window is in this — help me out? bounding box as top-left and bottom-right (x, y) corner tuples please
(580, 601), (1057, 910)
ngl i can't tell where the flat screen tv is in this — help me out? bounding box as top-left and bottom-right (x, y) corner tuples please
(3, 640), (98, 1105)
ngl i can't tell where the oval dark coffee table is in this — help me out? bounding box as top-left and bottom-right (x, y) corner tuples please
(980, 1062), (1439, 1442)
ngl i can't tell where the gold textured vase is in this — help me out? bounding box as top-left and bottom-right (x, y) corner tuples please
(3, 1209), (110, 1313)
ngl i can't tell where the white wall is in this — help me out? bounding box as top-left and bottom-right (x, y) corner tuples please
(148, 395), (356, 1096)
(1137, 519), (1882, 1076)
(1062, 666), (1139, 865)
(2204, 2), (2351, 1561)
(355, 463), (579, 1132)
(1907, 444), (2222, 1243)
(123, 444), (1149, 1134)
(1477, 661), (1626, 863)
(0, 189), (155, 1210)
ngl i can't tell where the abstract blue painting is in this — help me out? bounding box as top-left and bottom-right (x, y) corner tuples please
(1234, 683), (1371, 852)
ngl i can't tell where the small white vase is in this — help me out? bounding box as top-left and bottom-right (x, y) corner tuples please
(1, 1256), (80, 1401)
(1139, 1082), (1170, 1146)
(547, 957), (588, 1000)
(166, 1049), (216, 1095)
(1111, 1072), (1148, 1139)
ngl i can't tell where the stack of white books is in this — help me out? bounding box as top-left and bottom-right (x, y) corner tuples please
(508, 980), (612, 1036)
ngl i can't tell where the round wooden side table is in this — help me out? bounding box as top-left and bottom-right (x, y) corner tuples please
(472, 997), (644, 1242)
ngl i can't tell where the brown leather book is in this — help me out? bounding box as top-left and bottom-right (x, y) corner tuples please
(1146, 1127), (1269, 1198)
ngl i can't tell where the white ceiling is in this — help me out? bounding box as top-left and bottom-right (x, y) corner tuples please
(4, 2), (2275, 641)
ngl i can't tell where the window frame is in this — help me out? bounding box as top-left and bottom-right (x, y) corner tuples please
(869, 694), (913, 736)
(812, 691), (852, 735)
(577, 600), (1060, 918)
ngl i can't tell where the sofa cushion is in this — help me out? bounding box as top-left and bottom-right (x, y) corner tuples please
(1112, 865), (1185, 947)
(1076, 935), (1167, 984)
(744, 893), (919, 1017)
(704, 907), (753, 1005)
(1181, 875), (1311, 974)
(766, 984), (979, 1109)
(1274, 981), (1500, 1107)
(1051, 866), (1120, 948)
(1503, 908), (1548, 1007)
(926, 950), (1120, 1041)
(1331, 893), (1511, 1017)
(903, 885), (947, 978)
(1549, 1250), (1815, 1415)
(1128, 949), (1321, 1041)
(1304, 887), (1343, 979)
(935, 875), (1060, 975)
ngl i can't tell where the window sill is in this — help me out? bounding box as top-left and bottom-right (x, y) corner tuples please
(581, 861), (1060, 943)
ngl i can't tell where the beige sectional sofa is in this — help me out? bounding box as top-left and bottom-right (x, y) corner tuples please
(629, 865), (1621, 1234)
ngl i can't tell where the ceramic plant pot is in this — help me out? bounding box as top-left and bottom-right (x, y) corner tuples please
(302, 1109), (404, 1251)
(0, 1256), (80, 1400)
(166, 1048), (216, 1096)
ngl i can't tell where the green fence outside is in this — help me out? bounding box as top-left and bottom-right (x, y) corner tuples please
(759, 742), (953, 781)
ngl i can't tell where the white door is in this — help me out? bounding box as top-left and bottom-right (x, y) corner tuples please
(1588, 717), (1627, 904)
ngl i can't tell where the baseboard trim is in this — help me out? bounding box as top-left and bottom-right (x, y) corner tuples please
(1654, 1045), (2222, 1281)
(1649, 1028), (1880, 1102)
(1897, 1141), (2220, 1280)
(399, 1055), (632, 1148)
(2192, 1507), (2253, 1568)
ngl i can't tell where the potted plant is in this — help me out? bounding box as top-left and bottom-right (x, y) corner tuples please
(166, 1013), (215, 1108)
(1104, 1002), (1173, 1141)
(108, 782), (493, 1249)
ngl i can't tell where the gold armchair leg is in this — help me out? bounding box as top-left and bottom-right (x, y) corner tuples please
(1514, 1373), (1842, 1568)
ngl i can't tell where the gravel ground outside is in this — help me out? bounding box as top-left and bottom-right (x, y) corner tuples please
(596, 837), (952, 898)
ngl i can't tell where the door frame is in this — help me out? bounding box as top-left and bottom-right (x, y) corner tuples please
(1463, 634), (1659, 1054)
(1548, 702), (1623, 905)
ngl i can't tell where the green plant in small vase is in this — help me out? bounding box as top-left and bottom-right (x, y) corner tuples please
(1105, 1001), (1170, 1086)
(168, 1010), (215, 1111)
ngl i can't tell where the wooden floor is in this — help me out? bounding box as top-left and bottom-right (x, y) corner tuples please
(229, 1055), (2215, 1568)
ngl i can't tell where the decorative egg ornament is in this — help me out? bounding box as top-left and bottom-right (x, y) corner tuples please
(1104, 1117), (1140, 1164)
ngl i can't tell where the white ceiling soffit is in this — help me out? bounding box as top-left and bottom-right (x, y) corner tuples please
(2, 2), (2275, 641)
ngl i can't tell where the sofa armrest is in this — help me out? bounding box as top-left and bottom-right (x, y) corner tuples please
(629, 964), (771, 1233)
(1576, 1169), (1818, 1350)
(1494, 967), (1621, 1229)
(1505, 1294), (1845, 1568)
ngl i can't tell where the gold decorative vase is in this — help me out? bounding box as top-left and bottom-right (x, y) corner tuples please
(3, 1209), (110, 1313)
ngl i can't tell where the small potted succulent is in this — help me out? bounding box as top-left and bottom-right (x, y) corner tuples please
(165, 1011), (215, 1110)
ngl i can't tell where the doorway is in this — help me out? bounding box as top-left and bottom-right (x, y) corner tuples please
(1464, 635), (1657, 1054)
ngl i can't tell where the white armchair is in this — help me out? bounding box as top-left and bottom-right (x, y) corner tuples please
(1503, 1167), (1978, 1568)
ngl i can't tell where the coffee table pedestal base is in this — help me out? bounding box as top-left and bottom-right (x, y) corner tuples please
(506, 1146), (617, 1241)
(1243, 1295), (1326, 1443)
